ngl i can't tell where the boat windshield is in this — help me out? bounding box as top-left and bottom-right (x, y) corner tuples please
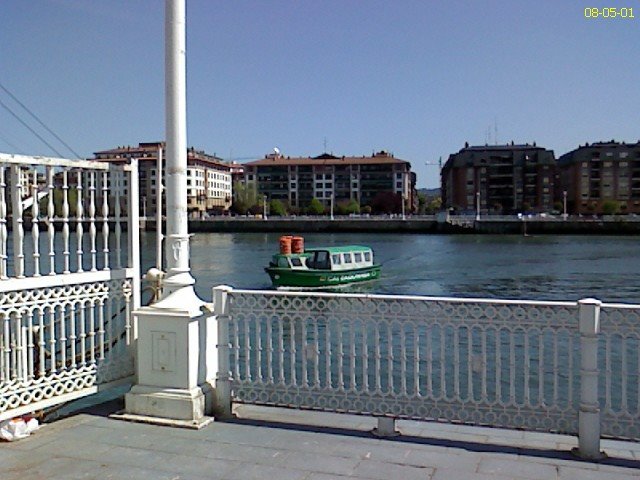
(277, 257), (289, 268)
(290, 257), (304, 267)
(312, 251), (330, 269)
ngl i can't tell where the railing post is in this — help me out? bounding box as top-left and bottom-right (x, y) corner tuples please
(213, 285), (233, 419)
(576, 298), (604, 459)
(373, 416), (399, 437)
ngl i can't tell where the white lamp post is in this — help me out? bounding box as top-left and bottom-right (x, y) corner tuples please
(563, 190), (568, 220)
(263, 194), (268, 220)
(330, 192), (334, 220)
(125, 0), (213, 428)
(476, 191), (480, 221)
(156, 145), (163, 269)
(401, 171), (406, 220)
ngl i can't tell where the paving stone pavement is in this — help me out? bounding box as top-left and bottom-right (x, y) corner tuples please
(1, 400), (639, 479)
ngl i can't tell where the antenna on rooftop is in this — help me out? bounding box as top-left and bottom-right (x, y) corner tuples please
(273, 147), (280, 156)
(323, 137), (327, 153)
(494, 117), (498, 145)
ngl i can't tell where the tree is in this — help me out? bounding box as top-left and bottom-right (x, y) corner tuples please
(38, 188), (78, 217)
(335, 201), (349, 216)
(231, 182), (258, 215)
(426, 197), (442, 214)
(269, 199), (287, 216)
(371, 191), (401, 214)
(345, 199), (360, 215)
(335, 199), (360, 215)
(417, 193), (427, 214)
(602, 199), (620, 215)
(308, 198), (325, 215)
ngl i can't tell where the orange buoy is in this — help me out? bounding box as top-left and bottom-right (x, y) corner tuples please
(279, 235), (293, 254)
(291, 236), (304, 253)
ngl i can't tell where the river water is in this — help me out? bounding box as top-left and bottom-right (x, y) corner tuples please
(139, 232), (640, 304)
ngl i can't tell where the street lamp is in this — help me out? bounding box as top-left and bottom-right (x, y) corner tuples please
(563, 190), (568, 220)
(330, 192), (334, 220)
(263, 194), (268, 220)
(401, 171), (406, 220)
(475, 191), (480, 221)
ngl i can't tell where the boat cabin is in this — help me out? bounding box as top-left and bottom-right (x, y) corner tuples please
(270, 246), (374, 271)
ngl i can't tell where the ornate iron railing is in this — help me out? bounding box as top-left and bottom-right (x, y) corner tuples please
(214, 287), (640, 447)
(598, 303), (640, 440)
(0, 153), (140, 421)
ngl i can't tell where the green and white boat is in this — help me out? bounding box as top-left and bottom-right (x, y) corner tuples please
(265, 245), (382, 289)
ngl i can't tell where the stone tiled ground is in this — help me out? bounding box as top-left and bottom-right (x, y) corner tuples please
(1, 400), (639, 479)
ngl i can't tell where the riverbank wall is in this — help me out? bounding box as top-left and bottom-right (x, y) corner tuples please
(143, 217), (640, 234)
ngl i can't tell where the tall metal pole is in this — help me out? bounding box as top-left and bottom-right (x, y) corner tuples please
(563, 190), (568, 220)
(476, 191), (480, 221)
(124, 0), (209, 426)
(159, 0), (199, 305)
(330, 192), (334, 220)
(156, 146), (164, 269)
(401, 170), (406, 220)
(263, 194), (267, 220)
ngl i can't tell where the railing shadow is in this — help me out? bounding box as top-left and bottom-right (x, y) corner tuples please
(222, 414), (640, 470)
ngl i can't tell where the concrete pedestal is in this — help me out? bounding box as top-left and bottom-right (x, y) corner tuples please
(121, 295), (216, 428)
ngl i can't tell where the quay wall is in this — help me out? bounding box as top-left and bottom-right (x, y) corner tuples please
(143, 217), (640, 234)
(476, 219), (640, 235)
(186, 218), (445, 233)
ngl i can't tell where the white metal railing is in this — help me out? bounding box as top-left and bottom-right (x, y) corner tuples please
(0, 153), (140, 421)
(213, 287), (640, 457)
(598, 303), (640, 440)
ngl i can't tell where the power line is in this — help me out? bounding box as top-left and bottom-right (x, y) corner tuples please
(0, 81), (82, 158)
(0, 129), (22, 152)
(0, 98), (65, 157)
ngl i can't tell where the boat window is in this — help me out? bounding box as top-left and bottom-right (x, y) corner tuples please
(332, 254), (341, 265)
(277, 257), (289, 268)
(364, 252), (371, 262)
(290, 257), (303, 267)
(313, 251), (330, 269)
(354, 252), (363, 262)
(343, 253), (352, 264)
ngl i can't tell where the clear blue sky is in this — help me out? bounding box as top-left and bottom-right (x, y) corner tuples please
(1, 0), (638, 187)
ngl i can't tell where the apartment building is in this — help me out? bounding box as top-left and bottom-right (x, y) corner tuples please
(243, 151), (414, 211)
(441, 143), (556, 214)
(557, 141), (640, 215)
(93, 142), (233, 216)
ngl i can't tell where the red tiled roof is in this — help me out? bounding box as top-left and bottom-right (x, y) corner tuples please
(245, 152), (409, 167)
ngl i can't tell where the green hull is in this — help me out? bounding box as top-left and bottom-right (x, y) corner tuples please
(265, 265), (381, 288)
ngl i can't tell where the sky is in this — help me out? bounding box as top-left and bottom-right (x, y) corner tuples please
(0, 0), (638, 188)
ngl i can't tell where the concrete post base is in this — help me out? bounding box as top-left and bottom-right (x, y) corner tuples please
(124, 385), (210, 422)
(372, 417), (399, 437)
